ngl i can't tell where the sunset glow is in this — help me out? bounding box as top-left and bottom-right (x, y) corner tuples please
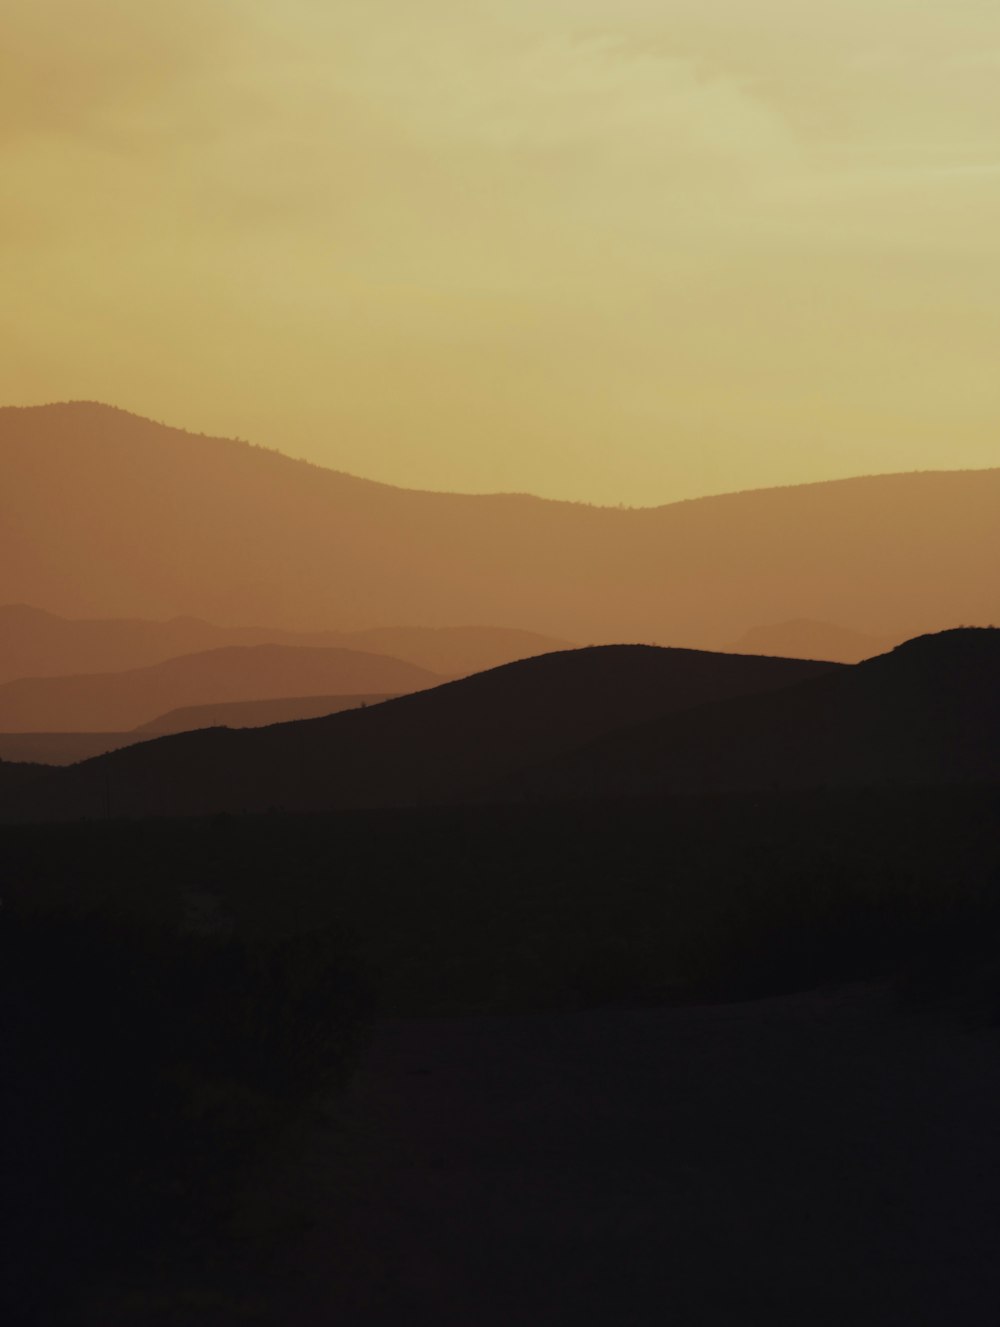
(3, 1), (998, 503)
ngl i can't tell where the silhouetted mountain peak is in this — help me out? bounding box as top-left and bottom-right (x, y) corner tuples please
(863, 626), (1000, 682)
(883, 626), (999, 658)
(0, 644), (838, 821)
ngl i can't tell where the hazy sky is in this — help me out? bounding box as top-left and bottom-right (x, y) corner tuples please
(2, 1), (998, 504)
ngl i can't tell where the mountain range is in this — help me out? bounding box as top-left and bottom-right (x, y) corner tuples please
(0, 644), (437, 732)
(0, 603), (570, 684)
(2, 403), (997, 647)
(4, 630), (996, 824)
(1, 646), (838, 820)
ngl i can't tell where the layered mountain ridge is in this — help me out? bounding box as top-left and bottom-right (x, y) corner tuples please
(3, 402), (996, 645)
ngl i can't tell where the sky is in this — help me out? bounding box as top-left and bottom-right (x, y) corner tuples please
(2, 0), (998, 505)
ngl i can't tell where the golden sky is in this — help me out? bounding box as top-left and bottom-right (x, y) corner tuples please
(2, 1), (999, 504)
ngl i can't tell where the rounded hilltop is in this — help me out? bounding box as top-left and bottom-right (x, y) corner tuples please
(884, 626), (999, 660)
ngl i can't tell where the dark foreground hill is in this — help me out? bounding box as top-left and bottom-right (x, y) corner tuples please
(6, 774), (1000, 1323)
(1, 646), (835, 821)
(0, 645), (438, 732)
(513, 628), (1000, 801)
(2, 403), (997, 646)
(0, 603), (570, 684)
(0, 758), (48, 794)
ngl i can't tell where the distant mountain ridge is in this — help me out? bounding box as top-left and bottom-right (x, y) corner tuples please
(0, 603), (571, 684)
(1, 403), (997, 645)
(0, 644), (438, 732)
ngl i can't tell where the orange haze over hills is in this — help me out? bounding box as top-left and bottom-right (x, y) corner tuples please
(1, 403), (997, 648)
(0, 695), (402, 767)
(0, 644), (438, 733)
(727, 621), (895, 664)
(135, 694), (398, 736)
(0, 603), (570, 684)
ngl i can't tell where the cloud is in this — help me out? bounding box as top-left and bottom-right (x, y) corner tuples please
(0, 1), (239, 143)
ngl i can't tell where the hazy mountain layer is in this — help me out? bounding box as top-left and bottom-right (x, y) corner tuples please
(0, 645), (438, 732)
(137, 693), (398, 735)
(2, 403), (997, 646)
(0, 602), (570, 685)
(0, 695), (401, 765)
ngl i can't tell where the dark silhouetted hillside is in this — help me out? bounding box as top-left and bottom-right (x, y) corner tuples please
(729, 619), (895, 663)
(0, 758), (49, 794)
(1, 646), (836, 821)
(1, 403), (997, 645)
(0, 603), (570, 685)
(0, 645), (438, 731)
(137, 693), (397, 735)
(513, 628), (1000, 801)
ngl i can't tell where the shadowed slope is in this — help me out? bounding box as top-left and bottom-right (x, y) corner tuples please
(0, 759), (49, 794)
(0, 645), (439, 732)
(1, 647), (837, 821)
(2, 403), (997, 645)
(511, 629), (1000, 801)
(0, 603), (570, 685)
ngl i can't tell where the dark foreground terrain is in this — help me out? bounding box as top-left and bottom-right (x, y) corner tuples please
(277, 984), (1000, 1326)
(76, 986), (1000, 1325)
(4, 787), (1000, 1324)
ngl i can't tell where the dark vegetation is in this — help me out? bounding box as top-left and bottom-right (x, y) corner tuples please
(0, 758), (49, 793)
(6, 786), (994, 1017)
(3, 786), (999, 1318)
(2, 893), (370, 1324)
